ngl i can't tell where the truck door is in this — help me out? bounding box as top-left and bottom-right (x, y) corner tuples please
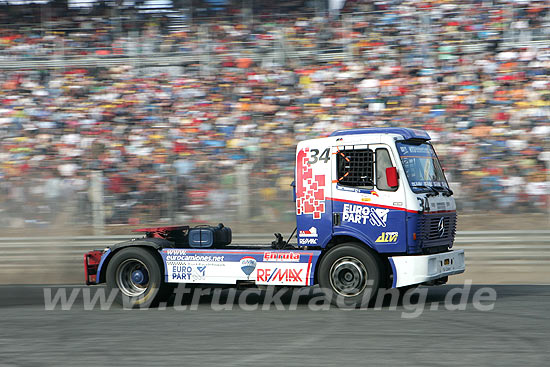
(330, 143), (408, 253)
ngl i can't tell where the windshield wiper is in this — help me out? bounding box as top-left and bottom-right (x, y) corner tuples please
(433, 185), (454, 197)
(411, 185), (439, 196)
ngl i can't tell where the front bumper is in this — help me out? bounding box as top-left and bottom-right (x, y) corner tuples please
(389, 249), (465, 288)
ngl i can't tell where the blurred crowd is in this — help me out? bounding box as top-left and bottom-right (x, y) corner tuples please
(2, 1), (549, 61)
(1, 0), (550, 228)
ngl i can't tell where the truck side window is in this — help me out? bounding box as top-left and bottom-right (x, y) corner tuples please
(336, 148), (374, 188)
(376, 148), (396, 191)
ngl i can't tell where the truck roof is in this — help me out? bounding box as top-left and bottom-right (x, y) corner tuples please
(330, 127), (431, 141)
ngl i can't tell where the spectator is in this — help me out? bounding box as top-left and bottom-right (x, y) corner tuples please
(0, 0), (549, 227)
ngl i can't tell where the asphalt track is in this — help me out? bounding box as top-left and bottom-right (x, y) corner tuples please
(0, 285), (548, 366)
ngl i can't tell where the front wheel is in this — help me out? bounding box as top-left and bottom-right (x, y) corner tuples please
(106, 247), (172, 308)
(318, 243), (382, 308)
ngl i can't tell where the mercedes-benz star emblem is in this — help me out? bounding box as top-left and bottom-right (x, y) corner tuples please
(438, 217), (445, 238)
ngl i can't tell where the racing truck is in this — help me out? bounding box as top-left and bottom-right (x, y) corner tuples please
(84, 127), (465, 307)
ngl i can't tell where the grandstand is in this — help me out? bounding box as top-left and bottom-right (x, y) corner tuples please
(0, 0), (549, 229)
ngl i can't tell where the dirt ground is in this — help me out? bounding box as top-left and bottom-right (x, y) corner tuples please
(2, 264), (547, 285)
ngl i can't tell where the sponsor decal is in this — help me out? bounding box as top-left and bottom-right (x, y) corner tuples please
(398, 144), (432, 155)
(164, 250), (318, 286)
(166, 249), (186, 255)
(298, 226), (318, 245)
(299, 227), (318, 237)
(360, 191), (378, 202)
(296, 148), (326, 219)
(299, 238), (318, 245)
(197, 266), (206, 276)
(370, 208), (389, 227)
(342, 203), (389, 227)
(170, 265), (207, 281)
(336, 186), (362, 193)
(166, 254), (225, 262)
(257, 268), (304, 284)
(263, 252), (300, 262)
(375, 232), (399, 243)
(240, 257), (257, 279)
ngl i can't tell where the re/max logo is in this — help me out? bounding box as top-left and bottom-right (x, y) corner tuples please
(299, 238), (317, 245)
(257, 268), (304, 283)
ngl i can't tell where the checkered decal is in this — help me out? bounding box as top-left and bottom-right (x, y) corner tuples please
(296, 148), (326, 219)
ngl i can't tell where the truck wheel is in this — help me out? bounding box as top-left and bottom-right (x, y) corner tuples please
(106, 247), (171, 308)
(318, 243), (382, 308)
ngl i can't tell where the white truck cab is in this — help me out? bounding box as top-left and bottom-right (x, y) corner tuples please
(295, 128), (464, 288)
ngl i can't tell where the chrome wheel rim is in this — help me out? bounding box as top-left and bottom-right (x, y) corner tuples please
(329, 256), (368, 297)
(116, 259), (150, 297)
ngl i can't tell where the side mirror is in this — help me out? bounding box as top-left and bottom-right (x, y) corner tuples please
(386, 167), (399, 188)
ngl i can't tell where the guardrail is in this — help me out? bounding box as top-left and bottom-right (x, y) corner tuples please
(1, 231), (549, 268)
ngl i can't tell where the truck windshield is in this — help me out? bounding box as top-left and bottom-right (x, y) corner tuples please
(396, 141), (449, 193)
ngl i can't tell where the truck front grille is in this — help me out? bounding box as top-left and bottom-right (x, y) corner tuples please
(417, 212), (457, 252)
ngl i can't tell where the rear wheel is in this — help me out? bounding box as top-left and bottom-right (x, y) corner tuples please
(106, 247), (172, 308)
(318, 243), (382, 308)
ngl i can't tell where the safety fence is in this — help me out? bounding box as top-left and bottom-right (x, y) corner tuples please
(1, 230), (549, 284)
(1, 230), (549, 269)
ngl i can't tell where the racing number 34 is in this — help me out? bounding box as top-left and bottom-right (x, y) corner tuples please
(308, 148), (330, 164)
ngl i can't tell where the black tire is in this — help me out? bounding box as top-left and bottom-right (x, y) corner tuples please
(318, 243), (382, 308)
(106, 247), (172, 308)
